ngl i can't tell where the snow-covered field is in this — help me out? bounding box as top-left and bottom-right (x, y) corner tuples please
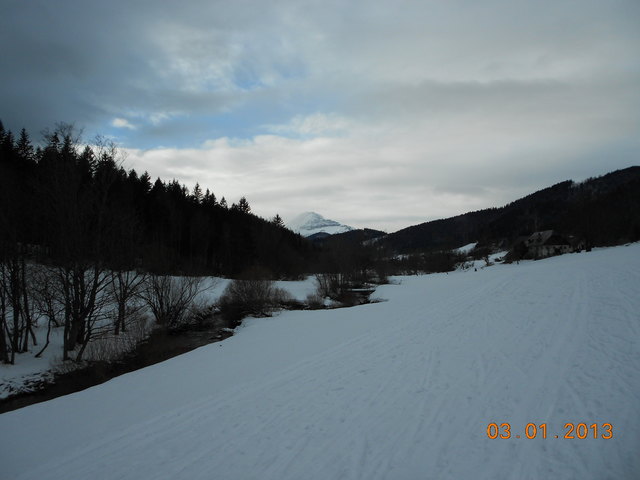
(1, 244), (639, 479)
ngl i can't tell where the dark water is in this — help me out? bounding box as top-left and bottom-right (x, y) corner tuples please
(0, 315), (235, 414)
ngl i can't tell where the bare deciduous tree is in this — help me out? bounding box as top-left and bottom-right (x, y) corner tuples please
(314, 273), (350, 301)
(57, 265), (113, 361)
(0, 253), (36, 363)
(0, 264), (8, 364)
(31, 265), (63, 358)
(139, 275), (209, 329)
(110, 269), (146, 335)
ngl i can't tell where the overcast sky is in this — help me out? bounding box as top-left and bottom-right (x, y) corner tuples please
(2, 0), (639, 232)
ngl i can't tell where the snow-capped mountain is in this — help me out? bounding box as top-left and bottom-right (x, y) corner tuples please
(287, 212), (353, 237)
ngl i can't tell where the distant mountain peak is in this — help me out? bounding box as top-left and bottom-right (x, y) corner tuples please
(287, 211), (353, 237)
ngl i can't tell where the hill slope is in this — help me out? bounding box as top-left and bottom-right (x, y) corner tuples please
(1, 244), (639, 479)
(385, 166), (640, 252)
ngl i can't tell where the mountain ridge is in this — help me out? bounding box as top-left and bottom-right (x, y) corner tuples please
(381, 166), (640, 252)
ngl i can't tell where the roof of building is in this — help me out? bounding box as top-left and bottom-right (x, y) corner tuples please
(525, 230), (554, 247)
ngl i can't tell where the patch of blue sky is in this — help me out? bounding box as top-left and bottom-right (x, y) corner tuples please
(106, 78), (343, 149)
(232, 56), (308, 92)
(232, 66), (268, 92)
(105, 109), (277, 150)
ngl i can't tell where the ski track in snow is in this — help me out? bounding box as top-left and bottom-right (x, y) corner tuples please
(1, 245), (639, 479)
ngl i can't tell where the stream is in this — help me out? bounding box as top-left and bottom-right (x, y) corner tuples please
(0, 314), (235, 414)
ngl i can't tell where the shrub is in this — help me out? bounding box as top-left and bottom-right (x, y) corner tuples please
(218, 268), (291, 323)
(305, 292), (325, 310)
(314, 273), (350, 301)
(139, 275), (208, 329)
(84, 311), (149, 362)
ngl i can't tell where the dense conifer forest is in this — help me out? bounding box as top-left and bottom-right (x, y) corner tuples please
(0, 122), (314, 278)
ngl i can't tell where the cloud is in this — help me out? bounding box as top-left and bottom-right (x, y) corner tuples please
(112, 118), (136, 130)
(265, 113), (352, 137)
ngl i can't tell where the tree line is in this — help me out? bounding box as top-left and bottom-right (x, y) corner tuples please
(0, 121), (315, 276)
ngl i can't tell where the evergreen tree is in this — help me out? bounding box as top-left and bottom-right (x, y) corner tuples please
(236, 196), (251, 214)
(151, 177), (165, 195)
(272, 214), (285, 227)
(139, 171), (152, 193)
(203, 188), (217, 207)
(1, 130), (15, 161)
(192, 182), (202, 204)
(16, 128), (34, 164)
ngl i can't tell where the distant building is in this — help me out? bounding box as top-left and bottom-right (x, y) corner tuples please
(524, 230), (583, 259)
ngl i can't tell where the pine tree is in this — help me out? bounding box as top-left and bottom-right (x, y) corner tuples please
(139, 171), (152, 193)
(151, 177), (165, 194)
(272, 214), (285, 227)
(236, 196), (251, 214)
(192, 182), (202, 204)
(1, 130), (15, 160)
(16, 128), (34, 164)
(203, 188), (217, 207)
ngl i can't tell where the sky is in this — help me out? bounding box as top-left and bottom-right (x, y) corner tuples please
(1, 0), (639, 232)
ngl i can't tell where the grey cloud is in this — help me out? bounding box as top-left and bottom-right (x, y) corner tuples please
(3, 0), (638, 134)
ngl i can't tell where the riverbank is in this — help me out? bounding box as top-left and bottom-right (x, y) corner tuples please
(0, 314), (234, 414)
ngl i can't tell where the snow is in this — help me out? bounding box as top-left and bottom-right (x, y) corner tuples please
(0, 334), (61, 399)
(197, 275), (318, 305)
(287, 211), (353, 237)
(1, 244), (640, 479)
(457, 250), (508, 271)
(274, 276), (318, 301)
(454, 241), (478, 254)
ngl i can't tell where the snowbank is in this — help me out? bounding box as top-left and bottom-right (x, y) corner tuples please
(454, 241), (478, 254)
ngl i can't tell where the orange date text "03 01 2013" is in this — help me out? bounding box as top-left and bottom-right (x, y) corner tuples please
(486, 423), (613, 439)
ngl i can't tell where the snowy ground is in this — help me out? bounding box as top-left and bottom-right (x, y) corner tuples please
(1, 244), (639, 479)
(456, 250), (508, 272)
(198, 275), (318, 304)
(454, 241), (478, 254)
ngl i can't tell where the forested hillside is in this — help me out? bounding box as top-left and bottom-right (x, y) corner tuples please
(0, 122), (314, 278)
(384, 167), (640, 252)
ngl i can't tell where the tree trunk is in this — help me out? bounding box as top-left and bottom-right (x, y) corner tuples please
(20, 257), (36, 351)
(62, 270), (73, 360)
(115, 299), (126, 335)
(35, 317), (53, 358)
(10, 271), (21, 362)
(0, 291), (8, 364)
